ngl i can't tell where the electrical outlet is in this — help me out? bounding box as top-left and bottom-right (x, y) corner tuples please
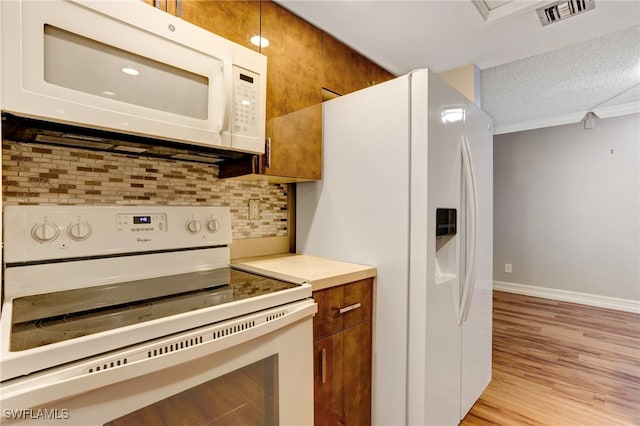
(505, 263), (512, 273)
(248, 199), (260, 220)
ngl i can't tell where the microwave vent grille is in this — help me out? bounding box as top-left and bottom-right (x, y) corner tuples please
(2, 113), (250, 169)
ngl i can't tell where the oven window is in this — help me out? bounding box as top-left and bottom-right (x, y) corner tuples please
(104, 355), (279, 425)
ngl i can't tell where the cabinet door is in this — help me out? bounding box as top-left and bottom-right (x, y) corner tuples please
(323, 33), (395, 96)
(314, 334), (344, 426)
(260, 0), (323, 180)
(179, 0), (260, 51)
(343, 321), (373, 426)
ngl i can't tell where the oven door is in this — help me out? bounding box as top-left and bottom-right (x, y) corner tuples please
(1, 300), (316, 426)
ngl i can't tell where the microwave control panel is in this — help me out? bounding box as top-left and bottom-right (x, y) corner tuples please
(231, 66), (259, 138)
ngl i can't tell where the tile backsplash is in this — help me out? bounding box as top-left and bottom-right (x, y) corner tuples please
(2, 140), (288, 241)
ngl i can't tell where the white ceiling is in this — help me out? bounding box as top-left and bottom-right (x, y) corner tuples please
(277, 0), (640, 133)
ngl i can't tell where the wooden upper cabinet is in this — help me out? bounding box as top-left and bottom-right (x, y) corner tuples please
(140, 1), (259, 52)
(323, 33), (395, 96)
(179, 0), (260, 52)
(140, 1), (392, 182)
(260, 0), (323, 180)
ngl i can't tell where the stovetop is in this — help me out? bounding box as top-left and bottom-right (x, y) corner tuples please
(10, 268), (299, 351)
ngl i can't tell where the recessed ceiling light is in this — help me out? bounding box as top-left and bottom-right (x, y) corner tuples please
(121, 67), (139, 76)
(102, 90), (117, 96)
(250, 35), (269, 48)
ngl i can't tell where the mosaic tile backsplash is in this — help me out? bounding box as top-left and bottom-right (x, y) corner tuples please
(2, 140), (288, 240)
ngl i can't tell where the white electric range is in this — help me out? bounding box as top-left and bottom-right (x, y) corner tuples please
(1, 205), (316, 425)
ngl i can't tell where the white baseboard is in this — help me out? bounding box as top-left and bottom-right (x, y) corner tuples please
(493, 281), (640, 314)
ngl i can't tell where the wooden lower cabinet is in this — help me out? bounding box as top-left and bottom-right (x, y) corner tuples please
(313, 279), (373, 425)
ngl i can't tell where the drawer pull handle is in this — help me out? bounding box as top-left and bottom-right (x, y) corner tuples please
(338, 302), (362, 315)
(321, 348), (327, 384)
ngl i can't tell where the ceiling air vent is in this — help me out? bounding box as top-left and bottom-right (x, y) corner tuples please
(536, 0), (595, 26)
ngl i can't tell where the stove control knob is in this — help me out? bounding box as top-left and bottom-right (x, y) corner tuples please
(186, 219), (202, 234)
(67, 222), (92, 241)
(206, 219), (220, 233)
(31, 222), (60, 243)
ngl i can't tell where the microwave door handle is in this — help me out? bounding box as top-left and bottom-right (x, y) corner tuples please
(219, 59), (234, 141)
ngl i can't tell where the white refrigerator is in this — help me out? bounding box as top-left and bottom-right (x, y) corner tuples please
(296, 69), (493, 426)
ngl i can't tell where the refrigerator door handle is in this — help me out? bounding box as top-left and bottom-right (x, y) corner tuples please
(458, 135), (478, 325)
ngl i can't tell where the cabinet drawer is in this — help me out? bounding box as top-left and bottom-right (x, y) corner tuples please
(342, 278), (373, 329)
(313, 278), (373, 340)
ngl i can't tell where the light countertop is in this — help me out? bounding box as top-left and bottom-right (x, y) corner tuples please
(232, 254), (376, 291)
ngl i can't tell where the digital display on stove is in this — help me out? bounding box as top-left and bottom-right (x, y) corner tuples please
(134, 216), (151, 224)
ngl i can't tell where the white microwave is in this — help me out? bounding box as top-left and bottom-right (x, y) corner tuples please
(1, 0), (267, 154)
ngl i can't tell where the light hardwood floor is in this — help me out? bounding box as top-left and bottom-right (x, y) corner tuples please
(462, 291), (640, 426)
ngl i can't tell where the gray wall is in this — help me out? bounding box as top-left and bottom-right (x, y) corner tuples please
(493, 113), (639, 301)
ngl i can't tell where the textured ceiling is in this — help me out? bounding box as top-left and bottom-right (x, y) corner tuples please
(481, 25), (640, 133)
(278, 0), (640, 133)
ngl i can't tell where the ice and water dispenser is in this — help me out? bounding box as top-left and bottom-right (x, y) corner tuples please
(436, 209), (456, 250)
(435, 208), (457, 285)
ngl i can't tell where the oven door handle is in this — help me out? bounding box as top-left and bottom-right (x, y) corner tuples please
(0, 299), (317, 409)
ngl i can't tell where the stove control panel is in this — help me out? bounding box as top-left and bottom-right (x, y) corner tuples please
(4, 206), (232, 263)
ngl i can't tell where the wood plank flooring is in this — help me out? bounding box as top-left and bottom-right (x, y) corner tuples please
(462, 291), (640, 426)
